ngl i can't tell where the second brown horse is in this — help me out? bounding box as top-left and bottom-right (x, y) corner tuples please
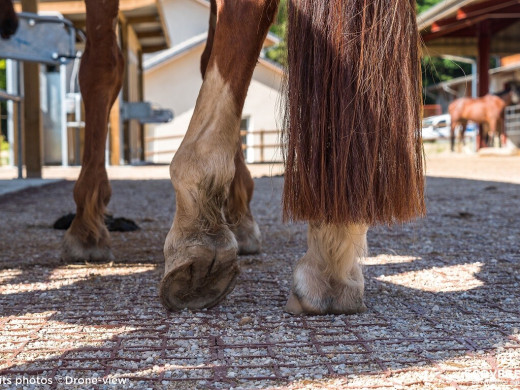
(449, 88), (519, 151)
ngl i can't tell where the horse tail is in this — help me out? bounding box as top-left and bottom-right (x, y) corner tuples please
(282, 0), (425, 225)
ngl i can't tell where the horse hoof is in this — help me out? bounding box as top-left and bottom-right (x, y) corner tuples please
(284, 251), (366, 315)
(284, 290), (367, 315)
(160, 230), (239, 311)
(61, 230), (114, 263)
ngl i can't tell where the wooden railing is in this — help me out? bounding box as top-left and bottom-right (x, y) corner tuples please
(145, 129), (282, 162)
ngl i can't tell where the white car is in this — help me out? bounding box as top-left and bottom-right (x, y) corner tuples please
(422, 114), (451, 141)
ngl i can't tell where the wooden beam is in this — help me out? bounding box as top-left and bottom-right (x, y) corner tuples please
(21, 0), (42, 178)
(457, 0), (520, 20)
(135, 27), (164, 39)
(126, 14), (160, 24)
(15, 0), (157, 14)
(141, 43), (168, 53)
(423, 13), (520, 41)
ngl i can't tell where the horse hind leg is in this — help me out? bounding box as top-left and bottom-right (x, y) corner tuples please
(225, 145), (262, 255)
(458, 121), (467, 152)
(62, 0), (123, 262)
(450, 121), (457, 152)
(488, 121), (497, 147)
(160, 0), (278, 311)
(498, 117), (506, 147)
(286, 224), (367, 315)
(283, 0), (424, 314)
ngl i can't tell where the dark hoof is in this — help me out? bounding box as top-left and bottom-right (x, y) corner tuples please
(159, 253), (239, 311)
(160, 231), (239, 311)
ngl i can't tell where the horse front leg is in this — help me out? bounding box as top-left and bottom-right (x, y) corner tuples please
(159, 0), (279, 311)
(200, 1), (261, 255)
(62, 0), (123, 262)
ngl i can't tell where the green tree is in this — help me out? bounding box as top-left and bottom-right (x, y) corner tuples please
(0, 60), (6, 90)
(416, 0), (442, 13)
(265, 0), (287, 65)
(266, 0), (447, 66)
(263, 0), (481, 105)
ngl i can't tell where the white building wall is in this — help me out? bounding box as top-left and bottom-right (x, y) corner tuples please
(161, 0), (209, 48)
(144, 49), (283, 164)
(144, 46), (203, 163)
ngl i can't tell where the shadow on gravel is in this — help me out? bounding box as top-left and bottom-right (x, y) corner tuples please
(0, 176), (519, 388)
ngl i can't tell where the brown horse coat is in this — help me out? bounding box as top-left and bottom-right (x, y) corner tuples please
(0, 0), (424, 314)
(448, 94), (508, 150)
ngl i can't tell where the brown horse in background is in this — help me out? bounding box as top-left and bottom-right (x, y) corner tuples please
(0, 0), (424, 315)
(449, 88), (519, 151)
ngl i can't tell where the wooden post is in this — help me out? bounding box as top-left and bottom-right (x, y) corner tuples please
(21, 0), (42, 178)
(477, 20), (491, 150)
(120, 14), (131, 164)
(109, 97), (121, 165)
(108, 16), (123, 166)
(138, 49), (145, 162)
(260, 130), (264, 163)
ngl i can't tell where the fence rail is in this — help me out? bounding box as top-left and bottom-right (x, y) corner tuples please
(145, 129), (282, 162)
(505, 104), (520, 148)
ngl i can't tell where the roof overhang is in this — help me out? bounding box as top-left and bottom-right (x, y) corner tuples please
(143, 32), (284, 75)
(14, 0), (170, 53)
(427, 62), (520, 92)
(419, 0), (520, 56)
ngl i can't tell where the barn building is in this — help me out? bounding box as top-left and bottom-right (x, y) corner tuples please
(419, 0), (520, 149)
(143, 0), (284, 164)
(1, 0), (171, 177)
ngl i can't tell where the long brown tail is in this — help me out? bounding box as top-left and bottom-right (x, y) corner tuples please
(282, 0), (425, 225)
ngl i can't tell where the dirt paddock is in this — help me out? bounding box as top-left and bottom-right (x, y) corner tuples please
(0, 155), (519, 389)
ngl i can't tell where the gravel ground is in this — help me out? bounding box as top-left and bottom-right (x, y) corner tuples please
(0, 156), (519, 389)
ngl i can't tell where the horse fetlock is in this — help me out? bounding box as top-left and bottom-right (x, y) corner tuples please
(62, 166), (112, 263)
(160, 225), (239, 311)
(62, 224), (113, 263)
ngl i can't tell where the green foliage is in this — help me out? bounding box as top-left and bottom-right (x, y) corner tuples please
(0, 136), (9, 151)
(269, 0), (287, 38)
(265, 0), (287, 66)
(0, 59), (6, 91)
(416, 0), (443, 13)
(266, 0), (446, 67)
(265, 0), (478, 104)
(422, 57), (473, 103)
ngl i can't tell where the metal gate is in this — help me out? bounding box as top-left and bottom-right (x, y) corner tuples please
(505, 104), (520, 148)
